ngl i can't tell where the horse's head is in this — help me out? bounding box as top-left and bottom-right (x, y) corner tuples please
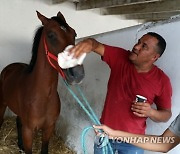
(36, 11), (84, 85)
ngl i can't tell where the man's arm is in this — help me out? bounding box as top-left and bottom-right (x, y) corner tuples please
(70, 38), (105, 57)
(148, 107), (172, 122)
(93, 125), (180, 153)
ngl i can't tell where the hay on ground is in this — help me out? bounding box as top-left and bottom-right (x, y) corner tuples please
(0, 117), (75, 154)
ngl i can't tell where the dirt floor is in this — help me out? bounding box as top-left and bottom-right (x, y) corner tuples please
(0, 117), (75, 154)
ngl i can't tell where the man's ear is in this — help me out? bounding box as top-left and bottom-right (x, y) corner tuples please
(153, 53), (160, 61)
(36, 11), (49, 25)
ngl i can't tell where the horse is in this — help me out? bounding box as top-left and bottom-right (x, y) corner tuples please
(0, 11), (84, 154)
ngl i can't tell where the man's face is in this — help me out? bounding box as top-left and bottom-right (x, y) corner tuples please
(129, 34), (160, 65)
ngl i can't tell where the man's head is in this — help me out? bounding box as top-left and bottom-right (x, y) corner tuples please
(147, 32), (166, 56)
(129, 32), (166, 70)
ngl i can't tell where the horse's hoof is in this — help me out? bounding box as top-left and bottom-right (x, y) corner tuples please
(18, 143), (24, 151)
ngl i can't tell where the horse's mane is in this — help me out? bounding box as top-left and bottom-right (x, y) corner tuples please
(26, 16), (68, 73)
(26, 26), (43, 72)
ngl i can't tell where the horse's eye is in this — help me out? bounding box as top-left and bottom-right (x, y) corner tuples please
(60, 26), (67, 32)
(47, 31), (56, 40)
(47, 31), (57, 44)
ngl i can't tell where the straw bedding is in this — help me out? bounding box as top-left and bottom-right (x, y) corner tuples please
(0, 117), (75, 154)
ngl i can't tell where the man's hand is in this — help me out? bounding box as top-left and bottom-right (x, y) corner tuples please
(70, 38), (105, 57)
(93, 125), (115, 138)
(70, 38), (94, 58)
(131, 101), (153, 118)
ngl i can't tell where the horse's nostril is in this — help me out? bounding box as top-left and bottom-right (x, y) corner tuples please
(64, 68), (74, 77)
(63, 65), (85, 85)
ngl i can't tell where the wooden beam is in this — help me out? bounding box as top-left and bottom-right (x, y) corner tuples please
(102, 0), (180, 15)
(76, 0), (160, 10)
(123, 11), (180, 21)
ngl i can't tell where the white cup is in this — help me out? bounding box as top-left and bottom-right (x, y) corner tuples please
(136, 95), (147, 103)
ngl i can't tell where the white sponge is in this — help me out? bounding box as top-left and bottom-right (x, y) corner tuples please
(58, 45), (86, 69)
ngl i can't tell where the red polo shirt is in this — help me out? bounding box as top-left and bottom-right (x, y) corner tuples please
(100, 45), (172, 134)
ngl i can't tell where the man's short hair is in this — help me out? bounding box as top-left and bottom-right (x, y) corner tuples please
(147, 32), (166, 56)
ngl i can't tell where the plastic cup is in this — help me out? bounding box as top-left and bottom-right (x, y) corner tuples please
(136, 95), (147, 103)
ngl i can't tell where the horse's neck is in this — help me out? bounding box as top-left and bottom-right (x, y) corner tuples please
(31, 42), (59, 87)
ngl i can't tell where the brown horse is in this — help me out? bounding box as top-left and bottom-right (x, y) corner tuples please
(0, 11), (83, 154)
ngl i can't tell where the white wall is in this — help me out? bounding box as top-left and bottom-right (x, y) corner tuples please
(0, 0), (139, 38)
(57, 19), (180, 154)
(0, 0), (139, 72)
(0, 0), (180, 154)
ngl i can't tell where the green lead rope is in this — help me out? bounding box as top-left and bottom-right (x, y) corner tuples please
(62, 80), (114, 154)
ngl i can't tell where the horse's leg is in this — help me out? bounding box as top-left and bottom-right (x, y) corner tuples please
(22, 126), (33, 154)
(0, 81), (6, 127)
(16, 116), (24, 151)
(0, 104), (6, 127)
(41, 124), (55, 154)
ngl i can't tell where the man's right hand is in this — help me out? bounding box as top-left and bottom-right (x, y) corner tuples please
(69, 38), (105, 57)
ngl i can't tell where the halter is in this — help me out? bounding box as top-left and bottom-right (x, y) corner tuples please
(43, 37), (65, 79)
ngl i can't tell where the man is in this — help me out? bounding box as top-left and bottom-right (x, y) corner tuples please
(93, 113), (180, 153)
(70, 32), (172, 153)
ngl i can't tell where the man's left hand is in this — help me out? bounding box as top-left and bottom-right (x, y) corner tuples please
(131, 101), (153, 118)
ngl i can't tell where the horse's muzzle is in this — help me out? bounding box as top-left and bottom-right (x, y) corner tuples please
(63, 65), (85, 85)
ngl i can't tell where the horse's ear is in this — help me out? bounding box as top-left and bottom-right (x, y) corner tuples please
(36, 11), (49, 25)
(57, 11), (66, 22)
